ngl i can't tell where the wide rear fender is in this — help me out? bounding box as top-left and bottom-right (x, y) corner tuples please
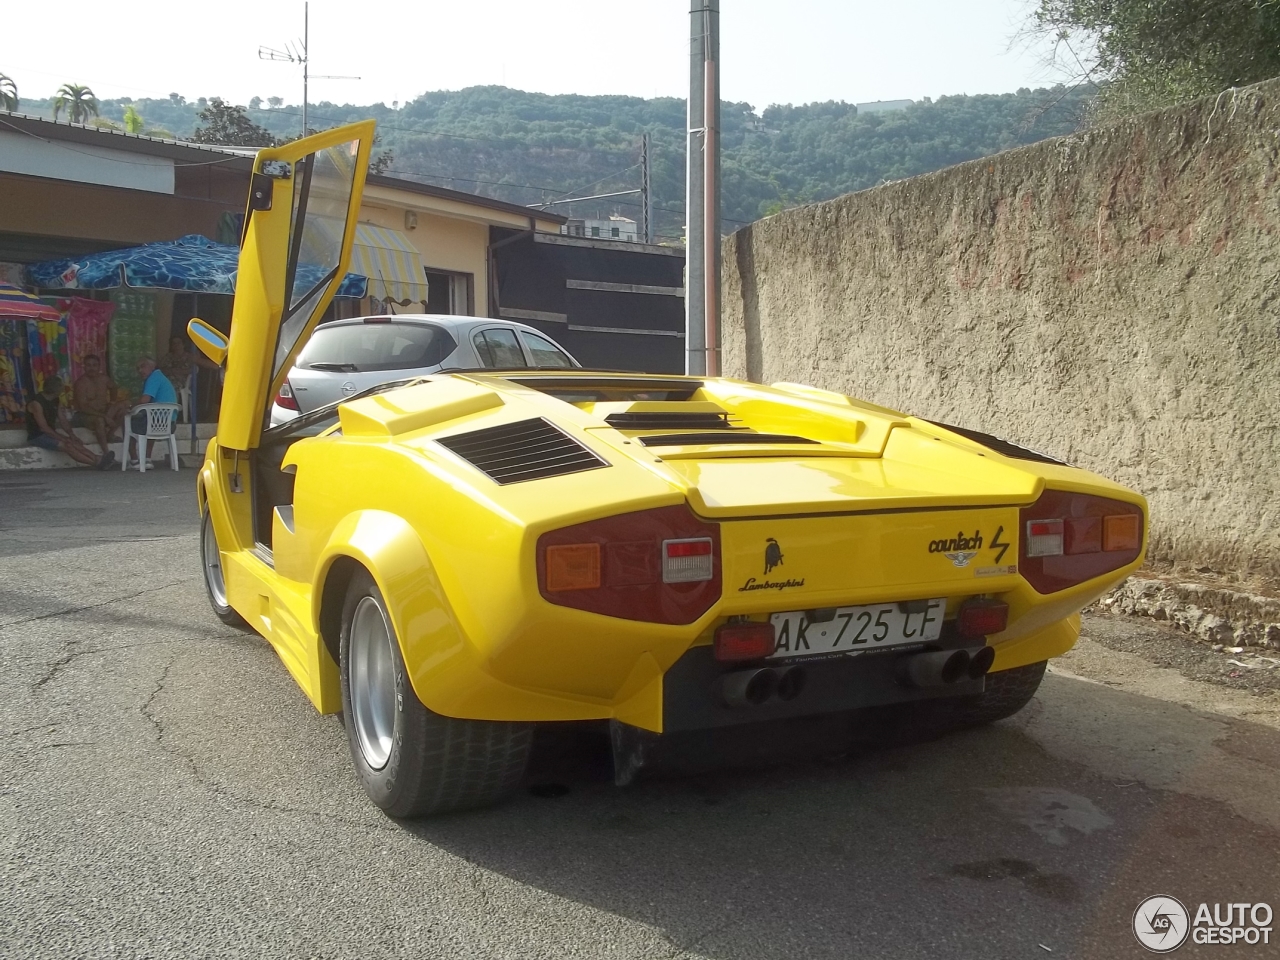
(314, 510), (609, 722)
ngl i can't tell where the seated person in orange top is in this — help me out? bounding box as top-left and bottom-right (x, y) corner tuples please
(27, 376), (115, 469)
(72, 353), (130, 456)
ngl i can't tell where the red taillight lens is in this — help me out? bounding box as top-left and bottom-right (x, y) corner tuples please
(536, 505), (720, 624)
(1020, 490), (1144, 594)
(1064, 516), (1102, 555)
(957, 599), (1009, 638)
(714, 622), (776, 661)
(275, 381), (299, 411)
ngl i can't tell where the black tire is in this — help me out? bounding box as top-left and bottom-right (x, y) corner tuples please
(946, 660), (1048, 728)
(338, 569), (532, 818)
(200, 506), (248, 628)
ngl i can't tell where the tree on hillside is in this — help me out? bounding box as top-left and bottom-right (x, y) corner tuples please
(54, 83), (99, 123)
(1031, 0), (1280, 118)
(190, 97), (276, 147)
(0, 74), (18, 112)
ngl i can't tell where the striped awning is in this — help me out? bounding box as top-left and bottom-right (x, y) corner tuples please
(349, 224), (428, 304)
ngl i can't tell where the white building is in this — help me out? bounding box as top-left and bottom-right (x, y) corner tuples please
(563, 215), (639, 242)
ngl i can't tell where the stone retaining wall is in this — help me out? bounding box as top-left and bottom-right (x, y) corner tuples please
(723, 79), (1280, 579)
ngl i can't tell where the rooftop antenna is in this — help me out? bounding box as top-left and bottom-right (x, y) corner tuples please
(259, 1), (360, 136)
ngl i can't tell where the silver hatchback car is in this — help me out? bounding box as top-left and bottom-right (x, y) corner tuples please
(270, 314), (579, 424)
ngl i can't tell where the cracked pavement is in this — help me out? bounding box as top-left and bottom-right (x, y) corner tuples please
(1, 469), (1278, 959)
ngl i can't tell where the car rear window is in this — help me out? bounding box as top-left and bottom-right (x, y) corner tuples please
(300, 322), (456, 371)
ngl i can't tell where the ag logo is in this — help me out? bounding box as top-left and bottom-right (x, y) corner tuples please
(764, 538), (783, 575)
(944, 551), (977, 568)
(341, 380), (358, 397)
(1133, 895), (1190, 953)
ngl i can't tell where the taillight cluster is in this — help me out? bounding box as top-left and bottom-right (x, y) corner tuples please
(1020, 489), (1143, 594)
(536, 505), (721, 624)
(275, 381), (299, 411)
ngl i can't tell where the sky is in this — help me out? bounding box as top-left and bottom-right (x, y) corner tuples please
(3, 0), (1063, 112)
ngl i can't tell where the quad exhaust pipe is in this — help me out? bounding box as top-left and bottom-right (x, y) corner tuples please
(718, 666), (808, 708)
(900, 646), (995, 689)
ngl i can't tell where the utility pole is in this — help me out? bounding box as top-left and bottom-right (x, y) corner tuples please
(685, 0), (720, 376)
(640, 133), (653, 244)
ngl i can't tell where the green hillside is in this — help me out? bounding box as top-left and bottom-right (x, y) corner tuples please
(29, 84), (1094, 239)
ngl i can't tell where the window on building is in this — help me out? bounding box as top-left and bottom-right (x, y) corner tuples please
(611, 227), (620, 238)
(591, 226), (600, 237)
(472, 327), (528, 368)
(423, 268), (474, 316)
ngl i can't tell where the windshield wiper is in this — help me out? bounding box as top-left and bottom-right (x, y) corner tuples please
(308, 361), (359, 372)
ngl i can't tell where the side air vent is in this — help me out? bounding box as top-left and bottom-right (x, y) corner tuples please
(925, 420), (1068, 466)
(605, 412), (735, 431)
(638, 433), (818, 447)
(437, 418), (608, 484)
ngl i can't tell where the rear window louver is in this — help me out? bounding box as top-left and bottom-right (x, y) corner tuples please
(638, 433), (818, 447)
(605, 412), (735, 431)
(436, 417), (609, 484)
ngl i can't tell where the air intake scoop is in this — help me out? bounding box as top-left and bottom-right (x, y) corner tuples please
(436, 417), (609, 484)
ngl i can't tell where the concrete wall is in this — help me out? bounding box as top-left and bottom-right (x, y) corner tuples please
(723, 79), (1280, 578)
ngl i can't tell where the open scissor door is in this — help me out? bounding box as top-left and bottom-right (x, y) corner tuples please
(218, 121), (375, 451)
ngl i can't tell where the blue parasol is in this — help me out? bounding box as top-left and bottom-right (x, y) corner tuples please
(24, 235), (368, 298)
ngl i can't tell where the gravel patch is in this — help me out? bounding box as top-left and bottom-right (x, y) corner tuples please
(1080, 610), (1280, 696)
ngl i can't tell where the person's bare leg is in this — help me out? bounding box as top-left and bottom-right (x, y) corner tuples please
(59, 437), (100, 466)
(105, 402), (128, 442)
(91, 415), (110, 455)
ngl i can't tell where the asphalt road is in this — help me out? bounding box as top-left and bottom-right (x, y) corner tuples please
(1, 468), (1277, 959)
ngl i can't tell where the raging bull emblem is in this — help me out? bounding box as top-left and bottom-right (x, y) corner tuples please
(764, 538), (784, 575)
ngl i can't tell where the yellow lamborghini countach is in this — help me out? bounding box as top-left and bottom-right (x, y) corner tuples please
(191, 123), (1148, 818)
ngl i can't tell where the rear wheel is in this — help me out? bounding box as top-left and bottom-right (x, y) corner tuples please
(201, 507), (247, 628)
(339, 568), (532, 818)
(945, 660), (1047, 728)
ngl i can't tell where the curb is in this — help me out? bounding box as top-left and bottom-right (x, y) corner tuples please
(1097, 576), (1280, 651)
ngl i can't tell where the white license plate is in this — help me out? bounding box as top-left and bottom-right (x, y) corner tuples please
(768, 599), (946, 659)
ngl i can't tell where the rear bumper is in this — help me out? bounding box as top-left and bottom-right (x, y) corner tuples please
(661, 644), (985, 733)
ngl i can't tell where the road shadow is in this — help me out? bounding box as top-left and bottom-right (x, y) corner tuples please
(400, 679), (1280, 959)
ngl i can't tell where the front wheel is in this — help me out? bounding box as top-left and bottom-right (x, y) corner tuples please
(339, 568), (532, 818)
(201, 506), (247, 628)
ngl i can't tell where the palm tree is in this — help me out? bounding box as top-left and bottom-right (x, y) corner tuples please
(0, 74), (17, 112)
(122, 104), (144, 134)
(53, 83), (98, 124)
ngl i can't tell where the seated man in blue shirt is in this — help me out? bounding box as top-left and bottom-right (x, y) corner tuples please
(129, 356), (178, 465)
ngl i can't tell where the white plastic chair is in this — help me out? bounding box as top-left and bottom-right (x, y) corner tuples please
(178, 382), (191, 423)
(121, 403), (181, 472)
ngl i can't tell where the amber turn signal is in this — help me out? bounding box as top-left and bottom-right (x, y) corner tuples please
(1103, 514), (1141, 552)
(545, 543), (601, 591)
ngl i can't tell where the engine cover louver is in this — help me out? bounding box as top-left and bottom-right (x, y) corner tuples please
(638, 433), (818, 447)
(605, 411), (734, 431)
(437, 417), (609, 484)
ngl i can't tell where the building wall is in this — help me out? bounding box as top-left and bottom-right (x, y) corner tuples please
(0, 172), (238, 251)
(722, 78), (1280, 578)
